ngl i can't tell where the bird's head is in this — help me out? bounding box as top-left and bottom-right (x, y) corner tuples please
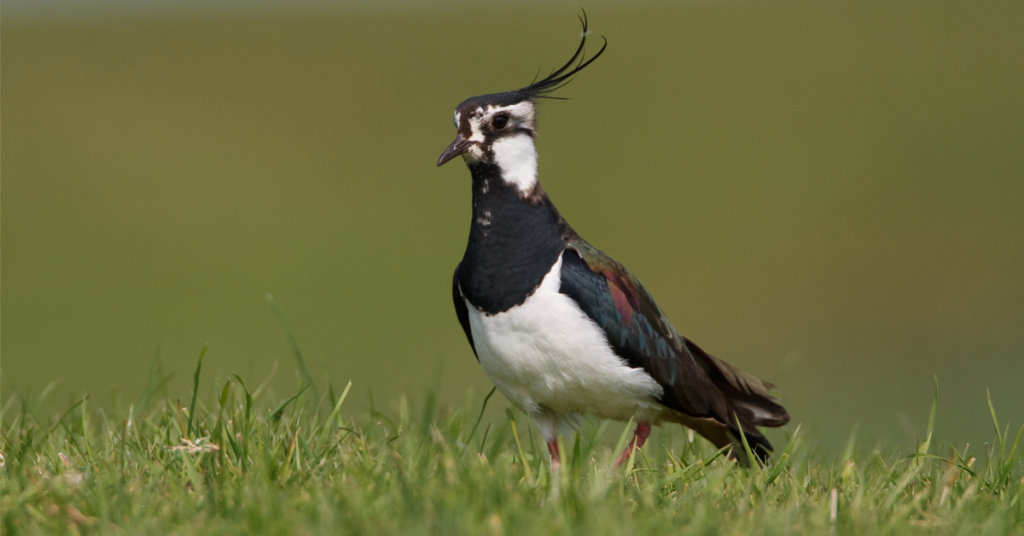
(437, 14), (606, 193)
(438, 93), (539, 168)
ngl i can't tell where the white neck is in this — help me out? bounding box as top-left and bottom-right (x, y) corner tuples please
(491, 133), (538, 195)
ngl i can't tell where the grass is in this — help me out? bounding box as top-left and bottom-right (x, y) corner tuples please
(2, 354), (1022, 536)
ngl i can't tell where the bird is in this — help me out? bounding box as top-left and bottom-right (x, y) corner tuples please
(437, 15), (790, 470)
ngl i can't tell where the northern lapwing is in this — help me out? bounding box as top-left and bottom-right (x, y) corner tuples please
(437, 16), (790, 470)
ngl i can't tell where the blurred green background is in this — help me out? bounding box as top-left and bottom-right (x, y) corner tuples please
(3, 0), (1022, 450)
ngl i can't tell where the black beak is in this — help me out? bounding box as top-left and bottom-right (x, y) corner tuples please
(437, 135), (472, 167)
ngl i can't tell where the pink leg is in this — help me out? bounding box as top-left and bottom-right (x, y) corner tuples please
(547, 438), (561, 471)
(613, 422), (652, 470)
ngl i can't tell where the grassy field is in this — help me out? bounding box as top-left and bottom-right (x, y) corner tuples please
(3, 353), (1021, 535)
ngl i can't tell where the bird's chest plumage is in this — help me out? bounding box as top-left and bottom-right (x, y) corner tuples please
(462, 253), (664, 420)
(456, 170), (566, 315)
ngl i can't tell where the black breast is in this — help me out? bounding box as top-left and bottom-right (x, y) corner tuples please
(457, 163), (567, 314)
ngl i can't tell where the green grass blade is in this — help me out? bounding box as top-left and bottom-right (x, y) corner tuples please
(219, 381), (231, 409)
(1006, 423), (1023, 465)
(986, 388), (1006, 457)
(32, 379), (62, 413)
(231, 373), (253, 466)
(136, 346), (163, 412)
(467, 387), (497, 447)
(611, 415), (635, 471)
(766, 423), (800, 485)
(46, 395), (89, 436)
(266, 293), (320, 409)
(506, 408), (533, 485)
(186, 344), (209, 439)
(318, 380), (353, 452)
(571, 432), (582, 482)
(841, 422), (858, 463)
(271, 384), (311, 424)
(734, 413), (760, 470)
(917, 376), (938, 458)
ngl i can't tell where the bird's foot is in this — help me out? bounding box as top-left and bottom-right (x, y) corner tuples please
(547, 438), (561, 472)
(613, 422), (651, 470)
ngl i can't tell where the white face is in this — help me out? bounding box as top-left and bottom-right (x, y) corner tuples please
(457, 101), (536, 160)
(456, 101), (539, 194)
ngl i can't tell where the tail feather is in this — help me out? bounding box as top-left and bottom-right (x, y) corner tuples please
(683, 338), (790, 464)
(727, 421), (775, 466)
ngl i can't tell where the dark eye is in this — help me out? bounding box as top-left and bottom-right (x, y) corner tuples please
(492, 114), (509, 130)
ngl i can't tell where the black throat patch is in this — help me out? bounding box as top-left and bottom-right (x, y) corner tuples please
(457, 162), (568, 315)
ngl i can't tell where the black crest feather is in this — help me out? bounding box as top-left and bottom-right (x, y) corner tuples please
(518, 12), (607, 99)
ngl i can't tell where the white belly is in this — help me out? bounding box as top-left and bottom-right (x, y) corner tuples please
(464, 253), (664, 422)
